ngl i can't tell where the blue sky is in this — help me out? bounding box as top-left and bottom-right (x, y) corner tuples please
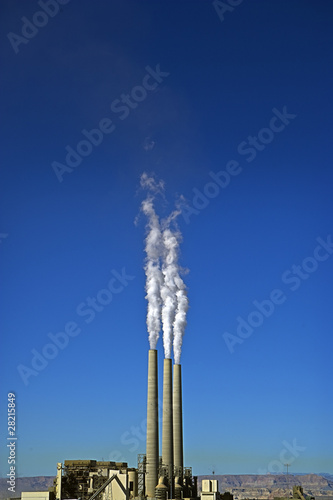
(0, 0), (332, 478)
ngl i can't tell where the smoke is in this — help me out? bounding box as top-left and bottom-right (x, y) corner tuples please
(140, 173), (188, 362)
(160, 229), (179, 358)
(141, 197), (164, 350)
(161, 228), (189, 363)
(140, 172), (164, 195)
(173, 286), (189, 365)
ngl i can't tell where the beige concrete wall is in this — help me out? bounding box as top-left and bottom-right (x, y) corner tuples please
(104, 470), (128, 500)
(202, 480), (219, 493)
(211, 480), (218, 493)
(22, 492), (50, 500)
(202, 480), (212, 492)
(201, 493), (219, 500)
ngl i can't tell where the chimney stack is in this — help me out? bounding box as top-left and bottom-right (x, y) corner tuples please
(146, 349), (159, 498)
(173, 363), (183, 474)
(162, 358), (173, 476)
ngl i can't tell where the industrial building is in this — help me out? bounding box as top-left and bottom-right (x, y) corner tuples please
(52, 351), (200, 500)
(21, 349), (230, 500)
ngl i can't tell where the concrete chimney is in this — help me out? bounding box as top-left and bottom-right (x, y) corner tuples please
(56, 463), (62, 500)
(146, 349), (159, 498)
(173, 363), (183, 474)
(162, 358), (173, 475)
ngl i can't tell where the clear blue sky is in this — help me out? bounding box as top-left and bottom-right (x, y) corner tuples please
(1, 0), (332, 478)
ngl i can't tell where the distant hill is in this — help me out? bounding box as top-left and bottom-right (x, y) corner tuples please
(197, 474), (333, 500)
(320, 475), (333, 482)
(0, 476), (55, 500)
(0, 473), (332, 500)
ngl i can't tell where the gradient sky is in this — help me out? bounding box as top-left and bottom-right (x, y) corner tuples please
(1, 0), (332, 479)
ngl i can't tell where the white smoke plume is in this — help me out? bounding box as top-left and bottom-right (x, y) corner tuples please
(173, 284), (189, 365)
(141, 196), (164, 350)
(140, 173), (188, 362)
(160, 228), (179, 358)
(140, 171), (164, 194)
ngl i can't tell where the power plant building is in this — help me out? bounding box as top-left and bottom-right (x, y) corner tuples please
(18, 182), (234, 500)
(25, 347), (229, 500)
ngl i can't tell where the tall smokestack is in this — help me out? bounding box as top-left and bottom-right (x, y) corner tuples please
(162, 358), (173, 476)
(146, 349), (159, 498)
(173, 363), (183, 474)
